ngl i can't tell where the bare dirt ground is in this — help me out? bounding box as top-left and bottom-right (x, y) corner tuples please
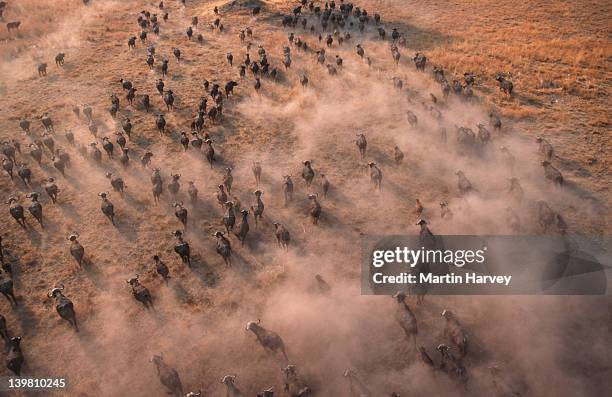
(0, 0), (610, 396)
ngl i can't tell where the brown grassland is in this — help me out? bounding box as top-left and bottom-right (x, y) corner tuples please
(0, 0), (610, 396)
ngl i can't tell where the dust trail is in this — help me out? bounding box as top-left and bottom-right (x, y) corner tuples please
(0, 1), (122, 82)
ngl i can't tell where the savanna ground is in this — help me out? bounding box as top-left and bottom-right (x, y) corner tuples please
(0, 0), (610, 396)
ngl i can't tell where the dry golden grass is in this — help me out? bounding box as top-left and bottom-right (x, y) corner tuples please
(374, 0), (611, 223)
(373, 0), (610, 121)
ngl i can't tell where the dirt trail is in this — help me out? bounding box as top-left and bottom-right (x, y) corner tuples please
(0, 0), (610, 396)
